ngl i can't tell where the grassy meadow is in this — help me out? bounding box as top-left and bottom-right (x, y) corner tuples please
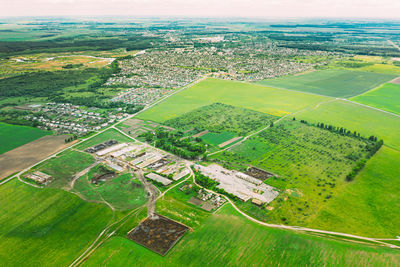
(294, 99), (400, 150)
(33, 150), (95, 188)
(83, 204), (400, 266)
(211, 119), (374, 226)
(0, 122), (49, 154)
(73, 172), (148, 210)
(310, 146), (400, 237)
(351, 83), (400, 115)
(137, 78), (330, 122)
(0, 179), (113, 267)
(257, 69), (396, 98)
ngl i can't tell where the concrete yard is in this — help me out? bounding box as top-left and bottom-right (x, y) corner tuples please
(196, 164), (279, 203)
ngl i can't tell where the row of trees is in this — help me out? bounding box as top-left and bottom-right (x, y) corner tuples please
(193, 169), (239, 201)
(141, 129), (207, 160)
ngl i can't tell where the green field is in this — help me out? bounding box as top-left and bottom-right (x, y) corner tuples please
(73, 172), (148, 210)
(294, 99), (400, 150)
(0, 122), (49, 154)
(211, 119), (375, 226)
(201, 131), (237, 146)
(137, 78), (330, 122)
(351, 83), (400, 115)
(164, 103), (277, 136)
(310, 146), (400, 237)
(257, 69), (396, 98)
(83, 204), (400, 266)
(0, 179), (113, 266)
(33, 150), (95, 188)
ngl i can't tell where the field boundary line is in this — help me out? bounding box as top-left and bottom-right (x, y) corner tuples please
(339, 99), (400, 118)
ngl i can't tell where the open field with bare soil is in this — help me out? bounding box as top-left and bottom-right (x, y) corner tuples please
(127, 214), (189, 256)
(0, 134), (74, 179)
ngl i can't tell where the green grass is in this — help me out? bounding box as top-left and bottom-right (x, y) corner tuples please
(294, 99), (400, 151)
(164, 103), (277, 136)
(137, 78), (330, 121)
(73, 172), (148, 211)
(257, 69), (396, 98)
(75, 128), (133, 150)
(0, 122), (50, 154)
(155, 186), (211, 229)
(201, 131), (236, 146)
(83, 204), (400, 266)
(211, 119), (373, 225)
(0, 179), (113, 267)
(351, 83), (400, 115)
(310, 146), (400, 238)
(33, 150), (95, 188)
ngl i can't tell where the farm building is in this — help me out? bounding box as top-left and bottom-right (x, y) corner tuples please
(146, 173), (172, 186)
(25, 171), (52, 184)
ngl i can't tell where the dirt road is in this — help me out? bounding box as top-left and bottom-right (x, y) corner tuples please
(134, 169), (159, 218)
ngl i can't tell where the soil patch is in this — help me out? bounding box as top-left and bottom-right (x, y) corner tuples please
(0, 135), (75, 179)
(390, 77), (400, 84)
(127, 214), (189, 256)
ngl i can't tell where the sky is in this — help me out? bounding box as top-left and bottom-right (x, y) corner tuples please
(2, 0), (400, 18)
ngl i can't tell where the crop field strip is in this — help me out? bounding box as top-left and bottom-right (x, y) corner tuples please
(256, 69), (397, 98)
(137, 78), (331, 121)
(351, 83), (400, 115)
(0, 122), (50, 154)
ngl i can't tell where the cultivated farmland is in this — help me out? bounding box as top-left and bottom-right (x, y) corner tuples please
(83, 205), (400, 266)
(257, 69), (396, 98)
(351, 83), (400, 115)
(294, 99), (400, 150)
(0, 134), (74, 179)
(137, 78), (329, 122)
(309, 146), (400, 237)
(0, 179), (113, 266)
(0, 122), (49, 154)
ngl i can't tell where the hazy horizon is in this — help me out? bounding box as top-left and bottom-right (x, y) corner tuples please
(2, 0), (400, 19)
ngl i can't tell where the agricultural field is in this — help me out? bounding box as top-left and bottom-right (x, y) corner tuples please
(351, 83), (400, 115)
(294, 99), (400, 151)
(137, 78), (330, 122)
(0, 134), (73, 180)
(73, 172), (148, 210)
(0, 122), (49, 154)
(309, 146), (400, 237)
(164, 103), (277, 136)
(0, 179), (113, 266)
(256, 69), (396, 98)
(32, 150), (95, 188)
(211, 119), (377, 226)
(201, 131), (237, 147)
(83, 205), (400, 266)
(155, 186), (212, 229)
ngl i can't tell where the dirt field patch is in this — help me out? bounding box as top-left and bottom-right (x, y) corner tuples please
(0, 135), (74, 179)
(218, 136), (242, 148)
(192, 130), (209, 138)
(127, 214), (189, 256)
(390, 77), (400, 84)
